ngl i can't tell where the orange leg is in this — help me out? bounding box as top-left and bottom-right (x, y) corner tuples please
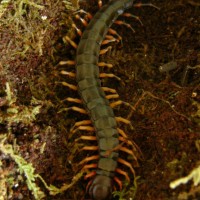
(102, 87), (117, 94)
(119, 136), (139, 152)
(113, 176), (122, 190)
(100, 46), (112, 55)
(64, 35), (78, 49)
(71, 125), (95, 134)
(118, 146), (137, 161)
(105, 34), (120, 43)
(115, 116), (133, 129)
(59, 60), (75, 65)
(63, 97), (82, 104)
(122, 13), (143, 26)
(75, 135), (97, 142)
(114, 20), (135, 33)
(101, 38), (117, 45)
(81, 146), (98, 151)
(84, 178), (96, 192)
(82, 163), (98, 170)
(75, 14), (88, 26)
(72, 23), (82, 36)
(110, 100), (135, 111)
(98, 0), (102, 8)
(106, 94), (119, 100)
(117, 157), (135, 177)
(65, 106), (87, 114)
(133, 2), (160, 10)
(98, 62), (113, 68)
(115, 168), (130, 183)
(117, 128), (128, 139)
(70, 120), (92, 132)
(108, 28), (122, 42)
(100, 73), (121, 81)
(60, 70), (76, 78)
(79, 155), (99, 166)
(59, 81), (77, 90)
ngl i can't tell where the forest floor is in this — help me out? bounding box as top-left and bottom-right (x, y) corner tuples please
(0, 0), (200, 199)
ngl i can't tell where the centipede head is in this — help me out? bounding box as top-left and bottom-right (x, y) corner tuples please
(89, 175), (112, 200)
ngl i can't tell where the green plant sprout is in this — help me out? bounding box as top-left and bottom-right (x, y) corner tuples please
(113, 176), (139, 200)
(170, 164), (200, 189)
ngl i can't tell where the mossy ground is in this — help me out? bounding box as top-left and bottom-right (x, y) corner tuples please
(0, 0), (199, 199)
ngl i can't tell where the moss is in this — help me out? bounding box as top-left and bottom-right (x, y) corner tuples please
(0, 134), (45, 200)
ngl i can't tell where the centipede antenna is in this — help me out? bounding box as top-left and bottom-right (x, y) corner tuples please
(134, 3), (160, 10)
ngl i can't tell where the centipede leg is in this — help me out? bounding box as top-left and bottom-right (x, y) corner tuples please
(70, 120), (92, 131)
(100, 73), (121, 81)
(101, 38), (117, 45)
(102, 87), (118, 94)
(110, 100), (135, 111)
(63, 97), (82, 104)
(64, 106), (87, 114)
(75, 135), (97, 143)
(118, 146), (138, 161)
(64, 35), (78, 49)
(59, 60), (75, 66)
(81, 146), (98, 151)
(60, 81), (77, 90)
(117, 128), (128, 138)
(98, 62), (113, 68)
(113, 176), (122, 190)
(100, 46), (112, 55)
(71, 125), (94, 134)
(72, 23), (83, 36)
(115, 116), (133, 129)
(122, 13), (143, 26)
(60, 70), (76, 78)
(114, 20), (135, 33)
(133, 2), (160, 10)
(117, 157), (135, 177)
(75, 14), (88, 26)
(119, 136), (139, 152)
(108, 28), (122, 42)
(115, 168), (130, 183)
(106, 94), (119, 100)
(98, 0), (102, 8)
(79, 155), (99, 166)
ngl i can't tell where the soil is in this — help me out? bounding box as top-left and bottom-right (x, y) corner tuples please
(0, 0), (199, 200)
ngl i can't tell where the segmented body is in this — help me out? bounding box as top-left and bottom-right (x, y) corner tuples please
(75, 0), (134, 199)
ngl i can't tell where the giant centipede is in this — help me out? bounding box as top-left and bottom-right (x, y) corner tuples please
(60, 0), (158, 199)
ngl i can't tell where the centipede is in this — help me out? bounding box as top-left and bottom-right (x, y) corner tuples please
(60, 0), (158, 199)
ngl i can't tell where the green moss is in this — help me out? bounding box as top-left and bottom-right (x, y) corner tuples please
(113, 176), (139, 200)
(0, 134), (45, 200)
(0, 83), (42, 132)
